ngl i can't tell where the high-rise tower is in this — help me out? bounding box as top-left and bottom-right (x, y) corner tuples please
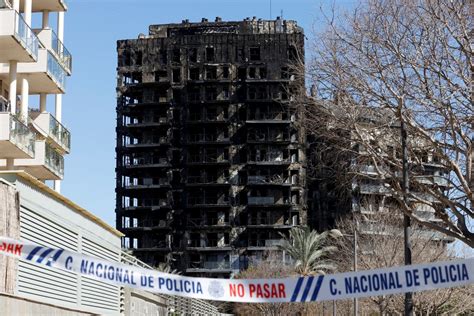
(116, 17), (306, 276)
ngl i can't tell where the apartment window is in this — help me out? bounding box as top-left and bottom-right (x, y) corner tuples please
(223, 87), (230, 100)
(248, 87), (257, 100)
(206, 67), (217, 80)
(222, 66), (229, 79)
(259, 67), (267, 79)
(237, 48), (245, 61)
(135, 51), (143, 66)
(189, 88), (201, 102)
(172, 69), (181, 83)
(238, 67), (246, 80)
(288, 45), (298, 61)
(257, 86), (267, 99)
(189, 68), (200, 80)
(206, 47), (215, 62)
(159, 49), (167, 64)
(172, 49), (181, 63)
(248, 67), (256, 79)
(189, 48), (198, 62)
(172, 89), (181, 103)
(122, 72), (141, 85)
(249, 47), (261, 61)
(281, 87), (288, 100)
(155, 70), (167, 82)
(205, 87), (217, 100)
(122, 50), (131, 66)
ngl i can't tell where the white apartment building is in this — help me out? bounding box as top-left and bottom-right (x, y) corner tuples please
(0, 0), (70, 191)
(0, 1), (125, 314)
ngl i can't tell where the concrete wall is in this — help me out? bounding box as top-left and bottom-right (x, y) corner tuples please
(122, 288), (168, 316)
(0, 293), (94, 316)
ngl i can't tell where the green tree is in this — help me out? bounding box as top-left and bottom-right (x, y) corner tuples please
(278, 227), (342, 276)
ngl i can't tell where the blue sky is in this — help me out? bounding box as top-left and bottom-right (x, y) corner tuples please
(57, 0), (356, 226)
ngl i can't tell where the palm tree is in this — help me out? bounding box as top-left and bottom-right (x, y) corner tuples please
(278, 227), (342, 276)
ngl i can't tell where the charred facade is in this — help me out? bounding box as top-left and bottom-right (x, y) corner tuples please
(116, 18), (306, 276)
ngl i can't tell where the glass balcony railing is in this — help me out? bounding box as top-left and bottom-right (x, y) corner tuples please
(45, 143), (64, 177)
(9, 113), (35, 157)
(51, 29), (72, 72)
(13, 11), (39, 60)
(47, 51), (67, 90)
(47, 114), (70, 152)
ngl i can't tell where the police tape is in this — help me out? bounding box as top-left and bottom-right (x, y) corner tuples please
(0, 237), (472, 303)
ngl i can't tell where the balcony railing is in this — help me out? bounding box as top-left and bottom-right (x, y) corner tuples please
(13, 11), (39, 60)
(248, 197), (275, 205)
(187, 198), (229, 206)
(248, 175), (287, 184)
(188, 134), (228, 143)
(45, 142), (64, 177)
(247, 112), (289, 121)
(265, 239), (285, 247)
(9, 113), (35, 157)
(202, 261), (231, 269)
(187, 175), (229, 184)
(47, 51), (66, 90)
(50, 29), (72, 73)
(48, 114), (70, 152)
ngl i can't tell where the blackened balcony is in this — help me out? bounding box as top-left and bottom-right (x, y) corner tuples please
(186, 196), (230, 208)
(123, 157), (170, 169)
(186, 175), (230, 186)
(247, 175), (290, 186)
(122, 178), (170, 190)
(125, 136), (172, 148)
(246, 112), (291, 124)
(186, 133), (230, 145)
(187, 154), (230, 165)
(187, 261), (233, 273)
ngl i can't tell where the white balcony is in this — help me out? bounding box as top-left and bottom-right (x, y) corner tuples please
(30, 111), (70, 153)
(0, 111), (35, 158)
(0, 9), (39, 62)
(15, 140), (64, 180)
(18, 0), (68, 12)
(0, 48), (67, 93)
(34, 28), (72, 74)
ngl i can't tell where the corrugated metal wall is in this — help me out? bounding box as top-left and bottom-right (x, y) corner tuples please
(81, 238), (120, 311)
(18, 204), (121, 314)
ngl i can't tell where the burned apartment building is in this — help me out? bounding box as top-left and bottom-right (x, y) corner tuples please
(115, 17), (306, 276)
(306, 104), (451, 242)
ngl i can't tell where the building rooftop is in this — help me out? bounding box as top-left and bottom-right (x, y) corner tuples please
(0, 170), (123, 238)
(147, 17), (303, 38)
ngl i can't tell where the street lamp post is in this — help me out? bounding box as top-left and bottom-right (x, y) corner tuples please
(353, 220), (358, 316)
(342, 226), (358, 316)
(399, 105), (413, 316)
